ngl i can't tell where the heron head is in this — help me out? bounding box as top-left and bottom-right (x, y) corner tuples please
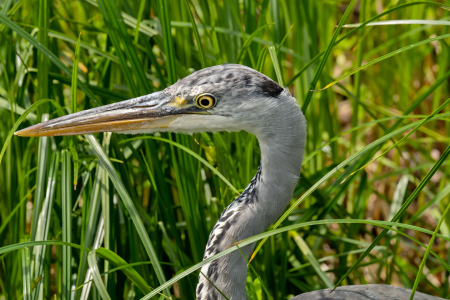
(15, 64), (297, 137)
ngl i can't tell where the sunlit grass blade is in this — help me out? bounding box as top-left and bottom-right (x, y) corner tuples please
(343, 19), (450, 27)
(276, 24), (294, 53)
(80, 0), (159, 37)
(157, 221), (178, 272)
(302, 115), (433, 164)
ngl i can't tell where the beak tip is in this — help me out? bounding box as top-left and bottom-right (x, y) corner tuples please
(14, 129), (24, 136)
(15, 127), (39, 137)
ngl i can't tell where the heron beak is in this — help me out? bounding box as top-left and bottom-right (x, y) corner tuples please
(15, 92), (197, 137)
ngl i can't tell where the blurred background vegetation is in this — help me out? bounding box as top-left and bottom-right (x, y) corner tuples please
(0, 0), (450, 299)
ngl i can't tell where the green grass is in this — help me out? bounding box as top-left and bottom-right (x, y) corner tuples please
(1, 0), (450, 299)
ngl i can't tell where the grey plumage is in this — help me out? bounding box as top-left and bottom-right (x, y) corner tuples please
(191, 65), (307, 299)
(290, 285), (444, 300)
(15, 64), (444, 300)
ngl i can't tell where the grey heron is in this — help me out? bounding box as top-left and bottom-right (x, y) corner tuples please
(16, 64), (443, 300)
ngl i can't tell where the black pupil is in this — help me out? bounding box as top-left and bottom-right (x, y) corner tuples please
(201, 98), (211, 107)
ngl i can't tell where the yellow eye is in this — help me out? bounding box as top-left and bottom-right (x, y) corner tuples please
(196, 94), (216, 109)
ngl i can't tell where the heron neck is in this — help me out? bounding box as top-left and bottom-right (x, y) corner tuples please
(196, 96), (307, 300)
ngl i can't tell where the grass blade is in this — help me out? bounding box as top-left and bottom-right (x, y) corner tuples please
(87, 250), (110, 300)
(84, 135), (171, 298)
(36, 0), (49, 105)
(343, 20), (450, 27)
(61, 150), (72, 300)
(410, 191), (450, 299)
(0, 187), (36, 236)
(268, 46), (284, 86)
(80, 218), (105, 300)
(301, 0), (357, 111)
(96, 248), (152, 295)
(0, 241), (91, 255)
(319, 33), (450, 90)
(32, 152), (59, 300)
(29, 114), (49, 243)
(334, 144), (450, 291)
(345, 96), (450, 180)
(21, 244), (31, 300)
(100, 133), (111, 288)
(236, 24), (271, 64)
(286, 2), (450, 88)
(290, 231), (333, 288)
(184, 0), (206, 68)
(71, 32), (81, 115)
(0, 99), (53, 165)
(0, 15), (98, 104)
(158, 0), (177, 84)
(134, 0), (146, 45)
(120, 136), (240, 194)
